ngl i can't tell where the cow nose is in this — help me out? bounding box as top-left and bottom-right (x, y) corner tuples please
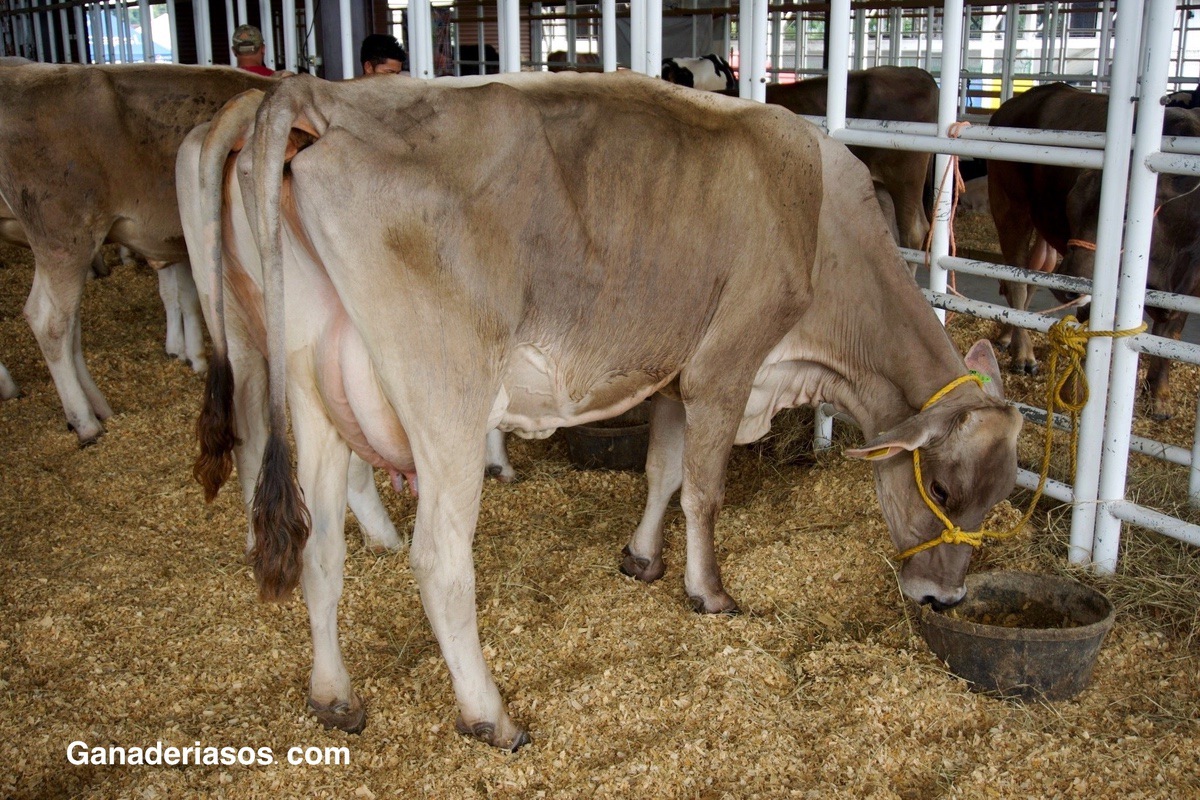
(925, 596), (963, 612)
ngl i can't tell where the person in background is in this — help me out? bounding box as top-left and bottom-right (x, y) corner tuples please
(232, 25), (274, 76)
(360, 34), (407, 76)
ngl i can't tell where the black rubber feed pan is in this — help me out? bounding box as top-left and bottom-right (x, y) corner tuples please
(917, 570), (1115, 701)
(562, 403), (650, 471)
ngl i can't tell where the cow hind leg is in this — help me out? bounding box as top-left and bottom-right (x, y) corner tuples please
(291, 402), (364, 733)
(0, 361), (19, 400)
(622, 394), (685, 583)
(346, 453), (404, 552)
(25, 251), (110, 444)
(407, 423), (527, 751)
(485, 428), (516, 483)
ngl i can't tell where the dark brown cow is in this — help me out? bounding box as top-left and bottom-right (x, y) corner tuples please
(0, 63), (272, 444)
(181, 72), (1019, 749)
(988, 82), (1200, 418)
(758, 67), (938, 250)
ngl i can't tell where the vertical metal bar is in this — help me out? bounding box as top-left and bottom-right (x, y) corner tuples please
(851, 7), (864, 70)
(1099, 0), (1112, 84)
(90, 4), (103, 62)
(927, 0), (965, 322)
(1091, 0), (1174, 573)
(104, 1), (117, 63)
(224, 0), (235, 63)
(888, 6), (900, 65)
(1001, 2), (1017, 102)
(646, 0), (662, 77)
(924, 7), (933, 73)
(303, 0), (315, 69)
(565, 0), (576, 62)
(825, 0), (849, 133)
(120, 0), (134, 61)
(282, 0), (296, 71)
(165, 0), (179, 62)
(138, 0), (152, 60)
(602, 0), (615, 70)
(1189, 390), (1200, 504)
(60, 6), (72, 61)
(74, 5), (87, 62)
(736, 0), (749, 96)
(770, 8), (781, 83)
(258, 0), (275, 68)
(337, 0), (352, 76)
(750, 0), (765, 99)
(502, 0), (520, 71)
(409, 0), (431, 78)
(630, 0), (645, 73)
(237, 0), (247, 24)
(1065, 0), (1145, 566)
(35, 0), (51, 62)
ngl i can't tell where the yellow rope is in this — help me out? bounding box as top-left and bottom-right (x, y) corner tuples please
(896, 315), (1149, 562)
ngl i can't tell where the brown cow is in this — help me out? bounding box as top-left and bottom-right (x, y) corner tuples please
(672, 66), (938, 249)
(761, 68), (938, 250)
(988, 82), (1200, 418)
(182, 72), (1019, 749)
(0, 62), (272, 444)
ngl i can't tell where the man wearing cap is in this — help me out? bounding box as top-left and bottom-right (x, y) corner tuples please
(232, 25), (274, 76)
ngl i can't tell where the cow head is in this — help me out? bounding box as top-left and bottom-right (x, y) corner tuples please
(846, 341), (1022, 607)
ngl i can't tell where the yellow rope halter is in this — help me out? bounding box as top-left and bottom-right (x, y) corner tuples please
(895, 316), (1148, 562)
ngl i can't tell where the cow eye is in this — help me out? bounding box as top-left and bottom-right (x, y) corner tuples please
(931, 481), (950, 507)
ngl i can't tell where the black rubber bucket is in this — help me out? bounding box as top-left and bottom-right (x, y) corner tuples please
(562, 403), (650, 471)
(917, 570), (1115, 701)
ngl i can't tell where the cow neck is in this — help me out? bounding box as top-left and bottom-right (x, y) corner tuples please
(831, 296), (969, 440)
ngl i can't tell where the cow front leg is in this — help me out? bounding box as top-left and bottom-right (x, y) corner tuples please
(485, 428), (516, 483)
(408, 442), (527, 751)
(678, 398), (744, 615)
(0, 361), (18, 400)
(293, 400), (363, 733)
(622, 394), (685, 583)
(1144, 315), (1185, 421)
(346, 453), (404, 552)
(25, 251), (110, 444)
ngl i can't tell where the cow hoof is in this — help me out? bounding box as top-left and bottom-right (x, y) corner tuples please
(1149, 409), (1173, 422)
(688, 591), (740, 615)
(620, 545), (665, 583)
(308, 693), (366, 734)
(455, 715), (530, 752)
(485, 463), (517, 483)
(72, 425), (105, 448)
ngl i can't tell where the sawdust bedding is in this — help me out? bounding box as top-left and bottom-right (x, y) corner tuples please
(2, 241), (1198, 799)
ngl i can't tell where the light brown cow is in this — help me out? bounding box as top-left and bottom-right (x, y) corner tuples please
(183, 72), (1020, 750)
(0, 62), (273, 444)
(988, 83), (1200, 418)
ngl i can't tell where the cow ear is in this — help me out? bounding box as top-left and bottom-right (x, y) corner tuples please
(964, 339), (1005, 400)
(844, 412), (940, 462)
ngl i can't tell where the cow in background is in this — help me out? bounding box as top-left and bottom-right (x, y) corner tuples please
(989, 82), (1200, 418)
(547, 50), (601, 72)
(661, 55), (736, 92)
(184, 71), (1019, 749)
(663, 66), (938, 250)
(0, 63), (272, 445)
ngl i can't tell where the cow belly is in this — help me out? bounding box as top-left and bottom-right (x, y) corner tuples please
(496, 342), (673, 436)
(316, 314), (416, 487)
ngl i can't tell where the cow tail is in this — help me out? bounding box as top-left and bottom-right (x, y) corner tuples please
(192, 90), (265, 503)
(248, 79), (323, 602)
